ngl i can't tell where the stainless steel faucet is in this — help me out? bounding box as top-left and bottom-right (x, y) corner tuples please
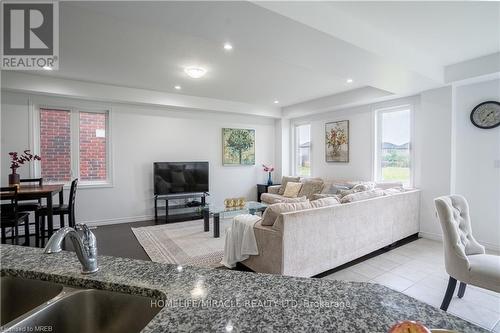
(44, 224), (99, 274)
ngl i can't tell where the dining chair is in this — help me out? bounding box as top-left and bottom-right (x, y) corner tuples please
(434, 195), (500, 311)
(18, 178), (44, 212)
(37, 178), (78, 246)
(1, 187), (30, 246)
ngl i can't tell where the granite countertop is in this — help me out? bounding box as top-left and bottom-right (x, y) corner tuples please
(1, 244), (486, 333)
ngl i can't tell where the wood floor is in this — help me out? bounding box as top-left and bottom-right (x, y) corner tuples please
(88, 220), (157, 261)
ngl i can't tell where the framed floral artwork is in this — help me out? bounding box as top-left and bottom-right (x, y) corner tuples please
(325, 120), (349, 163)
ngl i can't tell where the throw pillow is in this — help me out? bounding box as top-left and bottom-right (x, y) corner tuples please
(353, 182), (375, 191)
(340, 189), (385, 204)
(310, 197), (340, 208)
(311, 193), (340, 201)
(337, 188), (359, 198)
(261, 200), (312, 226)
(337, 182), (375, 197)
(283, 182), (302, 198)
(278, 176), (301, 195)
(320, 180), (350, 194)
(298, 179), (324, 199)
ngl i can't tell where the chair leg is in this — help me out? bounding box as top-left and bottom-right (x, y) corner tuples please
(13, 223), (19, 245)
(440, 276), (457, 311)
(23, 216), (30, 246)
(41, 215), (46, 247)
(457, 282), (467, 298)
(60, 213), (65, 228)
(35, 213), (40, 248)
(1, 227), (6, 244)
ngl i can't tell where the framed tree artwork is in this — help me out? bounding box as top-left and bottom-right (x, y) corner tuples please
(325, 120), (349, 163)
(222, 128), (255, 165)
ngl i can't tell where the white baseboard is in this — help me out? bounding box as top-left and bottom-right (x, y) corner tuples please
(84, 215), (155, 227)
(418, 231), (443, 242)
(419, 231), (500, 252)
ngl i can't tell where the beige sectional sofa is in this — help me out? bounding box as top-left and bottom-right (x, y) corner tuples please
(243, 188), (421, 277)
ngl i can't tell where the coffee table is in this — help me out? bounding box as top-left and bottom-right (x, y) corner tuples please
(202, 201), (267, 238)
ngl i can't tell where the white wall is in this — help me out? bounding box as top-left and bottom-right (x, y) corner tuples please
(415, 86), (453, 240)
(291, 105), (373, 180)
(1, 91), (276, 225)
(453, 79), (500, 249)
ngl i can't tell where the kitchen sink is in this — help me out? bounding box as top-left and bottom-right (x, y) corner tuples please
(1, 276), (64, 325)
(1, 276), (162, 333)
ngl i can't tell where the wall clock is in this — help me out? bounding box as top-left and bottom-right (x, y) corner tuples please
(470, 101), (500, 129)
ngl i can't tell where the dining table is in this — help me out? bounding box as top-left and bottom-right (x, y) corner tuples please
(1, 184), (64, 246)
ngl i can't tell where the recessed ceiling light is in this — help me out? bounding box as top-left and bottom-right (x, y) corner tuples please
(184, 66), (207, 79)
(174, 85), (182, 90)
(274, 100), (279, 104)
(223, 42), (233, 51)
(346, 78), (353, 84)
(42, 66), (53, 71)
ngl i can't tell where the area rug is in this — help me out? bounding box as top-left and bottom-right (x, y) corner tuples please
(131, 219), (232, 268)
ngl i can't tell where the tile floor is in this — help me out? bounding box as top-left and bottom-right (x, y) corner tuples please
(323, 238), (500, 332)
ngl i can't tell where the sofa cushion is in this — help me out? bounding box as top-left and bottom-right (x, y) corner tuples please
(261, 200), (312, 226)
(311, 193), (340, 201)
(260, 193), (307, 205)
(340, 189), (385, 203)
(383, 187), (405, 195)
(298, 179), (324, 199)
(283, 182), (303, 198)
(310, 197), (340, 208)
(278, 176), (301, 195)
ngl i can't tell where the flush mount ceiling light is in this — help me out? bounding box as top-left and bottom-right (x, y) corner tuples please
(223, 42), (233, 51)
(346, 78), (353, 84)
(174, 85), (182, 90)
(273, 100), (279, 104)
(184, 66), (207, 79)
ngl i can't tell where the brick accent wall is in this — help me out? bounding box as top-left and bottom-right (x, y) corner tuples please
(40, 109), (72, 182)
(79, 112), (107, 181)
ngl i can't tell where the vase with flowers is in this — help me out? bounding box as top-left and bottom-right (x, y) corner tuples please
(8, 150), (41, 187)
(262, 164), (275, 186)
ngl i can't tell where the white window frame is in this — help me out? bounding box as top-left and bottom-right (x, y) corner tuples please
(293, 123), (312, 177)
(30, 102), (113, 188)
(374, 104), (414, 187)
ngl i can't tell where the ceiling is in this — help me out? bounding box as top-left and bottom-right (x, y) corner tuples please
(21, 1), (500, 113)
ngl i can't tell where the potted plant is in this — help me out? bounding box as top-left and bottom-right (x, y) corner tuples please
(262, 164), (275, 186)
(8, 150), (41, 187)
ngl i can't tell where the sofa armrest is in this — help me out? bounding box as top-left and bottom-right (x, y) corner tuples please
(267, 185), (281, 194)
(241, 221), (283, 274)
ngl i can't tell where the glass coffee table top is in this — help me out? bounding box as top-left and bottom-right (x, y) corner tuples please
(205, 201), (267, 216)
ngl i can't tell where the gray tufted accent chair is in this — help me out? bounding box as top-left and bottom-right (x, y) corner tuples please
(434, 195), (500, 311)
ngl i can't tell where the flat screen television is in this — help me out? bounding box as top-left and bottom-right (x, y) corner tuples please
(153, 162), (209, 195)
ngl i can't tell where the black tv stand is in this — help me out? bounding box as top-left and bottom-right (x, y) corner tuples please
(154, 192), (209, 223)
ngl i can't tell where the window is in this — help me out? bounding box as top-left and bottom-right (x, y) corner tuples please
(79, 111), (108, 181)
(40, 108), (72, 182)
(375, 107), (412, 185)
(295, 124), (311, 177)
(38, 107), (110, 185)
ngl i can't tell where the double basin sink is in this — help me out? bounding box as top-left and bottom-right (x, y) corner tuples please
(1, 275), (162, 333)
